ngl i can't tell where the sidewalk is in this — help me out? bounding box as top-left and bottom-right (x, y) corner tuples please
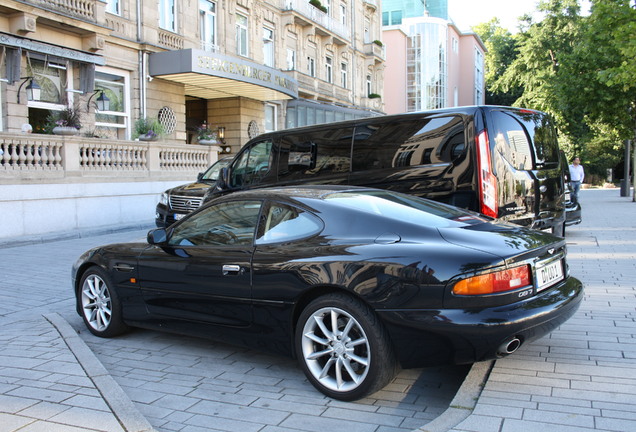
(438, 189), (636, 432)
(0, 188), (634, 432)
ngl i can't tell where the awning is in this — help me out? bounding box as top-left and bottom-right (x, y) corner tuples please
(0, 32), (105, 66)
(149, 49), (298, 101)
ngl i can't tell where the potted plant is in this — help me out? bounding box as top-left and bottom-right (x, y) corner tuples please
(47, 107), (82, 135)
(133, 117), (165, 141)
(197, 122), (218, 145)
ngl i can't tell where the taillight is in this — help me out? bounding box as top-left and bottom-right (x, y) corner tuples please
(476, 130), (498, 218)
(452, 265), (531, 296)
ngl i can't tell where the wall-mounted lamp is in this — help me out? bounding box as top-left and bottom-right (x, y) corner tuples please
(217, 126), (226, 144)
(87, 89), (110, 112)
(17, 77), (42, 103)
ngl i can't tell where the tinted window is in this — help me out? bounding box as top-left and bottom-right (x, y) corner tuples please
(169, 200), (261, 246)
(256, 202), (322, 244)
(351, 116), (465, 171)
(229, 140), (273, 188)
(278, 127), (354, 181)
(491, 110), (559, 169)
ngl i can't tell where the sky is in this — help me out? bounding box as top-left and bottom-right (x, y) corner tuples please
(447, 0), (591, 33)
(447, 0), (541, 33)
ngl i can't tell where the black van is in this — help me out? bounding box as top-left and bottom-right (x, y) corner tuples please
(198, 106), (565, 234)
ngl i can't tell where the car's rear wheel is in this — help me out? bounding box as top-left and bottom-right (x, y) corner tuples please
(79, 267), (129, 338)
(295, 292), (398, 401)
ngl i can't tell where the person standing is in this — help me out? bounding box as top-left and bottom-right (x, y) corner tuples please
(568, 157), (585, 204)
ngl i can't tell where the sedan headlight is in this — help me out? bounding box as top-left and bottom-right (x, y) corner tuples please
(160, 192), (168, 206)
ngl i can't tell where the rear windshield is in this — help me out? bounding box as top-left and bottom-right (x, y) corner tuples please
(324, 190), (487, 228)
(490, 110), (560, 169)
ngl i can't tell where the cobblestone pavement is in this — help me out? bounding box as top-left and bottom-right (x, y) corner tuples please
(0, 225), (467, 431)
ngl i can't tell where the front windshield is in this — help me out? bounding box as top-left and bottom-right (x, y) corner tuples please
(201, 158), (231, 181)
(324, 190), (487, 228)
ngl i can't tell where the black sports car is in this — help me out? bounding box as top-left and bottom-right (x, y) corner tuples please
(73, 186), (583, 400)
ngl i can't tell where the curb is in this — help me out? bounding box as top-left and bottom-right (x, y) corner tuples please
(44, 313), (156, 432)
(417, 360), (493, 432)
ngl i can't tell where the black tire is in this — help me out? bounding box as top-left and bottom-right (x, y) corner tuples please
(295, 292), (398, 401)
(78, 266), (129, 338)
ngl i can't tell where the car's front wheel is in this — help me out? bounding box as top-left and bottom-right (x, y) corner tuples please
(295, 293), (398, 401)
(79, 267), (129, 338)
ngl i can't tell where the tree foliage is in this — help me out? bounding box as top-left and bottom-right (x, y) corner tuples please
(479, 0), (636, 180)
(472, 19), (522, 106)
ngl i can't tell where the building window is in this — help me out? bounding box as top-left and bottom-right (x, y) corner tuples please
(340, 62), (348, 88)
(160, 0), (177, 32)
(307, 56), (316, 77)
(236, 13), (249, 57)
(366, 74), (372, 96)
(452, 37), (459, 53)
(324, 0), (331, 15)
(263, 27), (275, 67)
(94, 69), (130, 140)
(382, 10), (403, 26)
(364, 17), (371, 43)
(28, 57), (67, 106)
(474, 48), (484, 105)
(286, 49), (296, 70)
(265, 103), (277, 133)
(340, 3), (347, 25)
(325, 57), (333, 83)
(106, 0), (120, 15)
(199, 0), (217, 51)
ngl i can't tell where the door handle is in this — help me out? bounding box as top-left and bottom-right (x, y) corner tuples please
(222, 264), (241, 275)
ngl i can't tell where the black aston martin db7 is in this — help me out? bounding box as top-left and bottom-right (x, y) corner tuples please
(73, 186), (583, 400)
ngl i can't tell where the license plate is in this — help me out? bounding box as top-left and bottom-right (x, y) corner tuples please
(536, 259), (564, 292)
(174, 213), (186, 220)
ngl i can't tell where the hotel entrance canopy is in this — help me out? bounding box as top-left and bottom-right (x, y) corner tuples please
(149, 49), (298, 101)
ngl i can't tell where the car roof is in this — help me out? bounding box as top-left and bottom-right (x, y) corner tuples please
(220, 185), (374, 201)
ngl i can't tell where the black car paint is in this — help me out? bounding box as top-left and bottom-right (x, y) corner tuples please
(75, 187), (582, 369)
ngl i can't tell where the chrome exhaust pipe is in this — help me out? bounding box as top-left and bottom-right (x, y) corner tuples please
(497, 337), (522, 356)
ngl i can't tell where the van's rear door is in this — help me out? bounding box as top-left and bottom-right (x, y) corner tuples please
(486, 108), (564, 229)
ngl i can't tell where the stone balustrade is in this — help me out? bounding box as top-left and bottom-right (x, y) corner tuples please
(0, 133), (220, 184)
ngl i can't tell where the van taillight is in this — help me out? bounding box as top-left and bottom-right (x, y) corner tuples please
(476, 130), (498, 218)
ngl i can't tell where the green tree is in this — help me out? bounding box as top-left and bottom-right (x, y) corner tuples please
(472, 19), (523, 106)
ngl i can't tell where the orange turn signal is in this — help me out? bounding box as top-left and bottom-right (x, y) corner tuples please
(452, 265), (531, 296)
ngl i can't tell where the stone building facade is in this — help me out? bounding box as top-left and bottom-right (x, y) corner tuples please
(1, 0), (385, 152)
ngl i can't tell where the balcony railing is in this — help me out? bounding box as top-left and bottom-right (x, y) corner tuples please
(31, 0), (99, 20)
(0, 134), (219, 184)
(282, 0), (350, 41)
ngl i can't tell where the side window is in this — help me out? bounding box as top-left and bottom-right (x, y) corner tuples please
(278, 128), (354, 181)
(351, 116), (465, 171)
(229, 140), (273, 188)
(256, 202), (323, 244)
(490, 111), (534, 170)
(169, 200), (261, 246)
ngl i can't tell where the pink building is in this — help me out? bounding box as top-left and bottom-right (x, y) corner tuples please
(383, 17), (486, 115)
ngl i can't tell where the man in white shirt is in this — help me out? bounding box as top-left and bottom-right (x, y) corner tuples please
(568, 157), (584, 204)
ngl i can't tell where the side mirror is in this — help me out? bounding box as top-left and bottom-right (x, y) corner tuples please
(147, 228), (168, 245)
(197, 172), (204, 182)
(216, 167), (229, 191)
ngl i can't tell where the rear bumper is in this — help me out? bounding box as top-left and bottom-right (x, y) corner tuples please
(565, 202), (582, 226)
(378, 275), (583, 368)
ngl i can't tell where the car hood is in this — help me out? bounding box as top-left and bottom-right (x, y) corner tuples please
(167, 181), (214, 195)
(437, 222), (562, 261)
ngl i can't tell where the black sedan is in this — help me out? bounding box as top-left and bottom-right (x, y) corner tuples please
(73, 186), (583, 401)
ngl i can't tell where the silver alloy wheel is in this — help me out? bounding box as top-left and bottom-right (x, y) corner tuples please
(81, 274), (112, 332)
(300, 306), (371, 392)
